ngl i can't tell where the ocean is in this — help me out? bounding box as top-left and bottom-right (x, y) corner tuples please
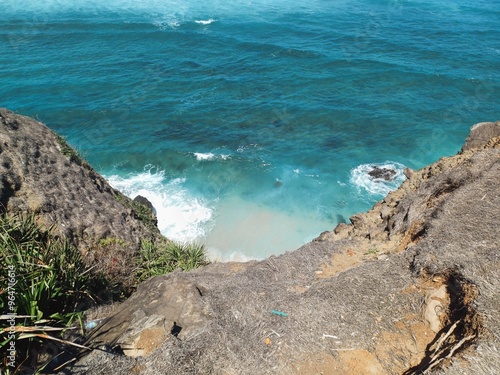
(1, 0), (498, 260)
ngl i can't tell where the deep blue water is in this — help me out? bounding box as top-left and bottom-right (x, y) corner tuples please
(1, 0), (498, 259)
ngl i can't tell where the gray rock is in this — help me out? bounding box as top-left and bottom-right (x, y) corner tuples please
(0, 108), (164, 289)
(84, 272), (210, 357)
(367, 166), (397, 180)
(462, 120), (500, 151)
(133, 195), (157, 217)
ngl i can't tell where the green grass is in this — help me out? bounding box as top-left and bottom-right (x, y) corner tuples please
(364, 248), (379, 255)
(0, 213), (98, 373)
(53, 132), (93, 173)
(134, 240), (208, 284)
(0, 213), (209, 372)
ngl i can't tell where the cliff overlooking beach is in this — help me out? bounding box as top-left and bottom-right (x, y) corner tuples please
(1, 109), (499, 374)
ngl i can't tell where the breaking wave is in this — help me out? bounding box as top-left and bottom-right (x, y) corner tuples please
(105, 166), (213, 242)
(350, 161), (407, 197)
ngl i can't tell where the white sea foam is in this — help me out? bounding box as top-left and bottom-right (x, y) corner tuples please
(193, 152), (231, 161)
(350, 161), (407, 197)
(194, 152), (215, 161)
(153, 19), (181, 30)
(105, 166), (213, 242)
(195, 19), (216, 25)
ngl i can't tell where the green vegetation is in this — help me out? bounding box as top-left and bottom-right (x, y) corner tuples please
(135, 240), (208, 284)
(0, 213), (97, 373)
(364, 248), (379, 256)
(113, 192), (160, 234)
(0, 213), (208, 373)
(53, 132), (93, 172)
(98, 237), (127, 248)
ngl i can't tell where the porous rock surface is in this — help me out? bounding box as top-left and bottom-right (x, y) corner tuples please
(0, 108), (161, 258)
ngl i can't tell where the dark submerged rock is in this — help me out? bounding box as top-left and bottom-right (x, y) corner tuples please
(367, 166), (397, 181)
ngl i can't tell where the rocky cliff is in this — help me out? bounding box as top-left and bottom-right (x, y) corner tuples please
(2, 109), (499, 374)
(0, 108), (163, 290)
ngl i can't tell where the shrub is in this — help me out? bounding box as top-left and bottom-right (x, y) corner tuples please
(84, 236), (135, 298)
(0, 213), (209, 372)
(0, 213), (98, 373)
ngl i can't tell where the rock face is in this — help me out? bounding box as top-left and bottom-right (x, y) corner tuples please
(86, 272), (211, 357)
(0, 108), (162, 287)
(69, 121), (500, 375)
(462, 120), (500, 151)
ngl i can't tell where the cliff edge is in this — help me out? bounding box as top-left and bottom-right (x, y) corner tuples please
(2, 109), (499, 374)
(76, 121), (499, 375)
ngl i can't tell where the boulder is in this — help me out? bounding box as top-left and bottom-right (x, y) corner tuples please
(133, 195), (158, 226)
(133, 195), (156, 216)
(84, 272), (210, 357)
(367, 166), (397, 181)
(462, 120), (500, 151)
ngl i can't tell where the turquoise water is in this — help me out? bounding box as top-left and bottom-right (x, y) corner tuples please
(1, 0), (498, 260)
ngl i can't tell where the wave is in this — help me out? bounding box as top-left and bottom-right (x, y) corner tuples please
(193, 152), (230, 161)
(195, 19), (216, 25)
(350, 161), (407, 197)
(152, 19), (181, 30)
(105, 166), (213, 242)
(194, 152), (215, 161)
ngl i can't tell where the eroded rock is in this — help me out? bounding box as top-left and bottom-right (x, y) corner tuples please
(462, 121), (500, 151)
(85, 272), (210, 357)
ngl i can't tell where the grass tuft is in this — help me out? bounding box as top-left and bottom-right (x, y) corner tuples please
(53, 132), (93, 173)
(134, 239), (208, 284)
